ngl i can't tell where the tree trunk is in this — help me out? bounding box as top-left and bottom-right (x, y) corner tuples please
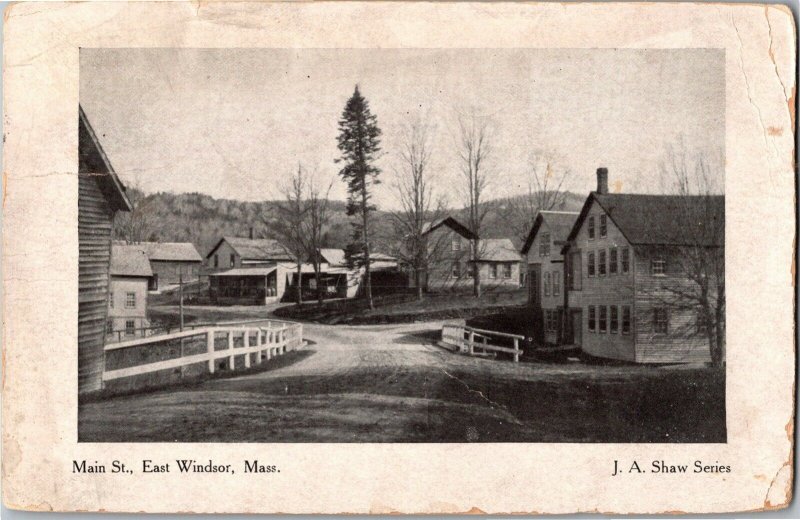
(361, 183), (373, 310)
(415, 268), (423, 301)
(315, 261), (324, 306)
(472, 239), (481, 298)
(295, 263), (303, 306)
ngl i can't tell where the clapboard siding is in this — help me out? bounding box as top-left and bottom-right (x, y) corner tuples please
(78, 173), (113, 393)
(633, 247), (711, 363)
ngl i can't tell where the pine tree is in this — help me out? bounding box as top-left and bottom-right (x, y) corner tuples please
(336, 85), (382, 309)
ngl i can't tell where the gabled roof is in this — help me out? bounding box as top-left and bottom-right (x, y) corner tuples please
(78, 105), (132, 212)
(478, 238), (521, 262)
(206, 237), (296, 262)
(110, 245), (153, 278)
(132, 242), (202, 262)
(319, 248), (346, 267)
(565, 193), (725, 248)
(421, 217), (478, 240)
(520, 210), (580, 254)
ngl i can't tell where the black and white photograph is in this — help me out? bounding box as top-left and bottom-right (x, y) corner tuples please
(77, 47), (726, 443)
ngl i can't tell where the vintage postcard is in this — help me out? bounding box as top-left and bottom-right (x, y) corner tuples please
(2, 1), (796, 514)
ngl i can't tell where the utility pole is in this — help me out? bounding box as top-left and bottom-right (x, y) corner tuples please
(179, 269), (185, 332)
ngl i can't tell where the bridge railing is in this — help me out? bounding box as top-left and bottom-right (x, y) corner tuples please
(102, 319), (303, 391)
(440, 324), (524, 362)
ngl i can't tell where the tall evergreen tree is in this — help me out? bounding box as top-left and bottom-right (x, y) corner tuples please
(336, 85), (382, 309)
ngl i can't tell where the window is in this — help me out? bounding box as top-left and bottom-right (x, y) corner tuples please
(125, 320), (135, 337)
(588, 306), (596, 332)
(451, 261), (461, 277)
(587, 252), (596, 277)
(544, 272), (551, 296)
(553, 271), (560, 296)
(599, 306), (608, 333)
(622, 306), (632, 334)
(503, 263), (512, 279)
(588, 217), (595, 239)
(609, 248), (618, 275)
(696, 309), (709, 334)
(598, 250), (607, 276)
(621, 248), (630, 274)
(106, 319), (113, 334)
(489, 263), (498, 279)
(539, 233), (551, 257)
(610, 306), (619, 333)
(109, 292), (114, 309)
(214, 254), (219, 268)
(467, 263), (476, 278)
(230, 254), (236, 267)
(651, 258), (666, 276)
(600, 214), (608, 237)
(654, 308), (669, 334)
(452, 239), (461, 251)
(125, 292), (136, 309)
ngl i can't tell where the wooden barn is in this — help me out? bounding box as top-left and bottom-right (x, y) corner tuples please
(78, 106), (132, 394)
(562, 168), (724, 363)
(135, 241), (202, 290)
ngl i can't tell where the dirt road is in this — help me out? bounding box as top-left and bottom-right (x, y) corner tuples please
(79, 320), (726, 443)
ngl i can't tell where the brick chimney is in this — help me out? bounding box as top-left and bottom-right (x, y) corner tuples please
(596, 167), (609, 194)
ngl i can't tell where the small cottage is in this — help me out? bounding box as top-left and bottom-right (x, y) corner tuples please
(108, 245), (152, 340)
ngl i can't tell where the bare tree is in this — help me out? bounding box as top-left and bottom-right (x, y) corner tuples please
(654, 143), (725, 366)
(302, 174), (334, 305)
(267, 165), (309, 306)
(455, 110), (492, 297)
(501, 152), (572, 244)
(114, 178), (157, 244)
(389, 117), (446, 300)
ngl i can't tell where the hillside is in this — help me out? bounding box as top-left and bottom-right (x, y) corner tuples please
(114, 190), (585, 257)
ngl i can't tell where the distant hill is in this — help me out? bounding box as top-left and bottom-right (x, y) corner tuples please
(114, 190), (586, 258)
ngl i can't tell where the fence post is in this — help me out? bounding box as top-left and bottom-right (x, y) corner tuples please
(244, 330), (251, 368)
(228, 330), (235, 370)
(468, 330), (474, 356)
(513, 338), (520, 363)
(207, 330), (215, 374)
(255, 329), (263, 364)
(266, 330), (272, 361)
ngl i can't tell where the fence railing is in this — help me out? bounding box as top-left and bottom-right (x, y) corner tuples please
(440, 324), (524, 362)
(102, 319), (303, 385)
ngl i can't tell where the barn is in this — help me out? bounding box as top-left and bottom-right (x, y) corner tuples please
(78, 106), (132, 394)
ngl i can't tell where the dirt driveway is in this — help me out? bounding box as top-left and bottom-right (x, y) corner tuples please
(79, 320), (726, 443)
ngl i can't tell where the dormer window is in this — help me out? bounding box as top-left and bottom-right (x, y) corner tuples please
(600, 215), (608, 237)
(588, 217), (595, 240)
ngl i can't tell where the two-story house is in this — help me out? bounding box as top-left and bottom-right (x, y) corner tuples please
(520, 210), (579, 344)
(108, 244), (152, 340)
(562, 168), (725, 363)
(421, 217), (521, 291)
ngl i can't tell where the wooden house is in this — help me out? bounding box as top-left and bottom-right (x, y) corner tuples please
(107, 245), (152, 340)
(562, 168), (724, 363)
(421, 217), (522, 291)
(78, 106), (132, 394)
(134, 241), (202, 290)
(520, 210), (579, 344)
(205, 236), (331, 304)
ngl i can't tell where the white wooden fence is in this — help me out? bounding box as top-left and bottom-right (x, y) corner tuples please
(103, 319), (303, 383)
(440, 324), (525, 362)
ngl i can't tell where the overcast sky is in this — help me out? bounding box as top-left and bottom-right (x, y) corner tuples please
(80, 48), (724, 208)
